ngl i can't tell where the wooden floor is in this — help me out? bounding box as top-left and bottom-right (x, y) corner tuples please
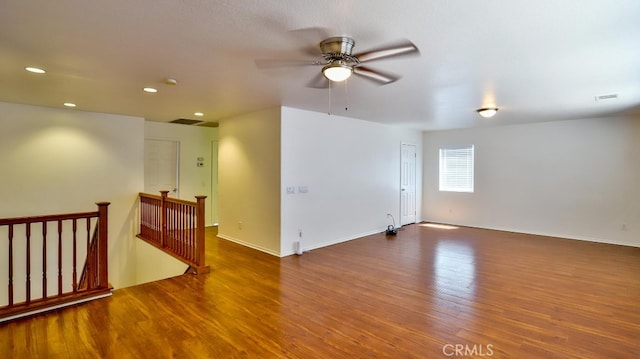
(1, 224), (639, 358)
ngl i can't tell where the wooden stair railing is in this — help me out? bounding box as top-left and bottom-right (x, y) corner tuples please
(137, 191), (210, 274)
(0, 202), (112, 322)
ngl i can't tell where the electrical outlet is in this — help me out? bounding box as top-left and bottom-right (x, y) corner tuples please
(238, 222), (243, 230)
(621, 223), (628, 231)
(298, 229), (302, 238)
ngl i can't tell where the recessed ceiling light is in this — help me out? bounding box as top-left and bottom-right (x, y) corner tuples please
(63, 102), (77, 107)
(143, 87), (158, 93)
(25, 67), (46, 74)
(194, 112), (204, 117)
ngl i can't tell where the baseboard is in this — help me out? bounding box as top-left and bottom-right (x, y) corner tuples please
(280, 228), (387, 257)
(0, 291), (112, 323)
(216, 234), (281, 257)
(420, 219), (639, 248)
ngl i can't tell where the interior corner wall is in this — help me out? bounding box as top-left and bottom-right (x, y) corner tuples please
(422, 115), (640, 247)
(280, 107), (423, 256)
(0, 102), (144, 289)
(144, 121), (219, 226)
(217, 108), (282, 255)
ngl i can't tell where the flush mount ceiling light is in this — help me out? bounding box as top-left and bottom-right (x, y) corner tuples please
(25, 66), (46, 74)
(143, 87), (158, 93)
(476, 107), (499, 118)
(63, 102), (76, 107)
(322, 61), (353, 82)
(194, 112), (204, 117)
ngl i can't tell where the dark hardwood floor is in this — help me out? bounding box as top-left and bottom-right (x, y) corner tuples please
(2, 224), (639, 358)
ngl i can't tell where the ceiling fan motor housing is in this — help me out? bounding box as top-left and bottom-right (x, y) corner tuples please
(320, 37), (355, 56)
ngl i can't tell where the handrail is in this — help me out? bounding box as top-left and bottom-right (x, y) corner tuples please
(137, 191), (209, 274)
(0, 202), (111, 322)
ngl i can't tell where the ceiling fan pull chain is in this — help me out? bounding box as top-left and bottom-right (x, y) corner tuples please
(344, 80), (348, 111)
(328, 80), (332, 115)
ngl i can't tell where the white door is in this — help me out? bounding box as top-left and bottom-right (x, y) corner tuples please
(144, 139), (179, 197)
(400, 143), (417, 225)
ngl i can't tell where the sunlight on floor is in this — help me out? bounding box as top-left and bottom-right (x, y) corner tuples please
(419, 223), (459, 230)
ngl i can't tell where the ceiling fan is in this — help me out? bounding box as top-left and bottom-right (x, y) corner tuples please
(256, 36), (419, 88)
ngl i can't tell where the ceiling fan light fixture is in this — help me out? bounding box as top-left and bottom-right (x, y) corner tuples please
(476, 107), (499, 118)
(322, 62), (353, 82)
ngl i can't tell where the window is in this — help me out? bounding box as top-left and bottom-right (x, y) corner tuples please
(439, 145), (474, 192)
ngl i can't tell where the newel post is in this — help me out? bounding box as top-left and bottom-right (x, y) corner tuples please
(160, 190), (169, 248)
(195, 195), (207, 267)
(96, 202), (110, 289)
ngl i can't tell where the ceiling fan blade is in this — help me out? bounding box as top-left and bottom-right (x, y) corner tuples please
(306, 72), (329, 88)
(255, 58), (322, 69)
(354, 40), (419, 63)
(353, 66), (399, 85)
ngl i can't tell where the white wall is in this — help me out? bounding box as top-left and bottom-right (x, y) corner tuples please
(217, 108), (282, 255)
(423, 115), (640, 247)
(0, 102), (144, 290)
(134, 239), (187, 285)
(144, 121), (218, 225)
(281, 107), (423, 256)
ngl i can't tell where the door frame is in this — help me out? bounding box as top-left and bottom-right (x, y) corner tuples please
(400, 142), (417, 226)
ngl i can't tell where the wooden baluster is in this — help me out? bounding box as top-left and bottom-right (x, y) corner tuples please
(176, 204), (187, 256)
(190, 205), (196, 261)
(150, 198), (154, 242)
(148, 199), (152, 241)
(155, 198), (160, 244)
(166, 202), (171, 250)
(86, 217), (92, 289)
(173, 203), (178, 254)
(96, 202), (110, 290)
(140, 199), (144, 237)
(187, 204), (191, 258)
(58, 220), (63, 296)
(149, 199), (154, 243)
(177, 203), (180, 253)
(141, 198), (145, 236)
(172, 202), (177, 252)
(8, 224), (14, 306)
(195, 196), (207, 267)
(26, 223), (31, 303)
(42, 221), (47, 299)
(160, 191), (169, 248)
(141, 198), (147, 239)
(186, 205), (191, 261)
(171, 202), (176, 251)
(72, 219), (78, 292)
(148, 198), (152, 242)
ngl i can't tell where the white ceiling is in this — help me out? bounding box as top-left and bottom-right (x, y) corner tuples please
(1, 0), (639, 131)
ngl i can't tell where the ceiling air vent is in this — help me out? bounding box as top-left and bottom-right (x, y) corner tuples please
(197, 121), (219, 128)
(170, 118), (203, 125)
(595, 93), (618, 102)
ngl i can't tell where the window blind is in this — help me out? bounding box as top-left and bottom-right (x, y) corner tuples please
(439, 145), (474, 192)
